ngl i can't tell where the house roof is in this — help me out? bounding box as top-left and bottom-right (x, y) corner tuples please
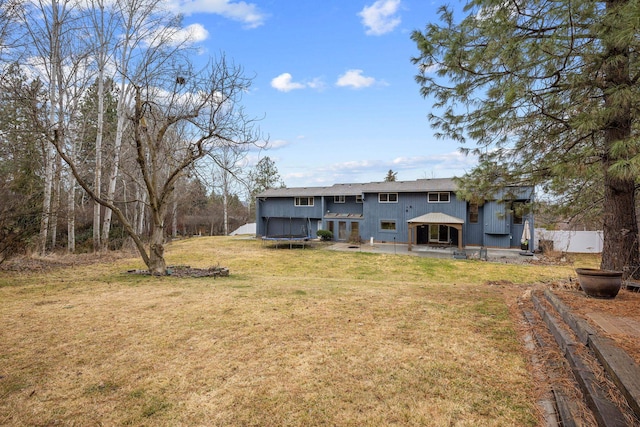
(407, 212), (465, 224)
(257, 178), (458, 198)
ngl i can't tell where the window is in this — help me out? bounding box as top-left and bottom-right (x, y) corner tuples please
(428, 192), (450, 203)
(511, 202), (528, 224)
(334, 195), (345, 203)
(294, 197), (314, 207)
(469, 203), (479, 224)
(356, 195), (363, 203)
(379, 193), (398, 203)
(380, 220), (396, 231)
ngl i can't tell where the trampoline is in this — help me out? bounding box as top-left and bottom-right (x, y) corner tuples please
(261, 217), (314, 249)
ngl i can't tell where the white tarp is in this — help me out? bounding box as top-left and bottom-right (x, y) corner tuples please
(230, 223), (256, 236)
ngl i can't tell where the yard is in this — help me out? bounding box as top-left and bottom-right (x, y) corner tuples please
(0, 237), (583, 426)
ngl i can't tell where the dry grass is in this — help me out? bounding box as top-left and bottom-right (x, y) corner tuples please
(0, 237), (582, 426)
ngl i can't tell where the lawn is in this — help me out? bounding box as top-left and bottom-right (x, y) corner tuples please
(0, 237), (582, 426)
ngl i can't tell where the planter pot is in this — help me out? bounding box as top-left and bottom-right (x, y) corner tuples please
(575, 268), (623, 299)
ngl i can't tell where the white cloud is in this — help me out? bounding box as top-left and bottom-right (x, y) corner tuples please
(418, 63), (440, 74)
(144, 23), (209, 48)
(335, 69), (376, 89)
(358, 0), (401, 36)
(175, 23), (209, 44)
(165, 0), (267, 28)
(271, 73), (327, 92)
(282, 151), (478, 187)
(271, 73), (306, 92)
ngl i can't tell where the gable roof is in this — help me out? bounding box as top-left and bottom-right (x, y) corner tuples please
(257, 178), (458, 198)
(407, 212), (464, 224)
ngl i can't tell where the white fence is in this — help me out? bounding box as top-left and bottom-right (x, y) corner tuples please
(534, 229), (603, 254)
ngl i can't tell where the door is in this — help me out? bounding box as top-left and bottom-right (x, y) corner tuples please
(417, 225), (428, 244)
(429, 224), (450, 243)
(350, 221), (360, 242)
(338, 221), (347, 240)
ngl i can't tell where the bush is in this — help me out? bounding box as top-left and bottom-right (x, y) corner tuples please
(316, 229), (333, 241)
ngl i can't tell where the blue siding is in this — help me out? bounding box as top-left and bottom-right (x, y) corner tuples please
(256, 182), (535, 249)
(256, 197), (323, 237)
(484, 201), (510, 234)
(484, 233), (513, 247)
(325, 196), (364, 215)
(465, 206), (484, 246)
(361, 192), (467, 243)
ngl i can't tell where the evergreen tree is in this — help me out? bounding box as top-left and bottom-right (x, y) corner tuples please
(384, 169), (397, 182)
(0, 64), (47, 260)
(412, 0), (640, 273)
(249, 156), (285, 195)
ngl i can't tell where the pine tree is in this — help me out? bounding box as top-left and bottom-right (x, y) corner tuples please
(412, 0), (640, 273)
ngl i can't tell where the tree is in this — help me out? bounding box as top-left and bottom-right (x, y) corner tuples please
(412, 0), (640, 274)
(384, 169), (397, 182)
(247, 156), (285, 219)
(21, 0), (92, 254)
(208, 143), (248, 235)
(57, 57), (260, 274)
(248, 156), (284, 193)
(0, 65), (46, 261)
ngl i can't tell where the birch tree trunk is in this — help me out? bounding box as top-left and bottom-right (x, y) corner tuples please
(37, 0), (64, 255)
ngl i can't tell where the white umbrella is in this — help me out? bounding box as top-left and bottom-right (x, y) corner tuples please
(521, 219), (531, 249)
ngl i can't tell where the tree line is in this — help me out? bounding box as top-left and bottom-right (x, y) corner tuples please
(0, 0), (284, 273)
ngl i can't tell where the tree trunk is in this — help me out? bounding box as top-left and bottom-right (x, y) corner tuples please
(600, 0), (639, 275)
(101, 108), (125, 248)
(67, 176), (75, 253)
(39, 145), (54, 255)
(148, 220), (166, 275)
(601, 174), (638, 274)
(50, 151), (61, 249)
(171, 196), (177, 238)
(93, 73), (104, 251)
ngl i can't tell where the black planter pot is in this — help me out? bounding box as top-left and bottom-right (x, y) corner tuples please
(575, 268), (623, 299)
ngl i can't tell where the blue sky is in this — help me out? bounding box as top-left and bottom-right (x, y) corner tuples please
(176, 0), (477, 188)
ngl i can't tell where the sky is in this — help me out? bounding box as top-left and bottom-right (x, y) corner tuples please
(175, 0), (477, 188)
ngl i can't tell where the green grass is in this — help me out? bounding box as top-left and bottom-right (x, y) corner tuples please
(0, 236), (588, 426)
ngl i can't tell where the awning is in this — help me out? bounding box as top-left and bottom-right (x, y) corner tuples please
(407, 212), (464, 224)
(407, 212), (464, 250)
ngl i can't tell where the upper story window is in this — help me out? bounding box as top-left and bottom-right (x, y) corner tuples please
(379, 193), (398, 203)
(512, 201), (528, 224)
(294, 197), (314, 207)
(334, 195), (345, 203)
(469, 203), (479, 223)
(356, 195), (363, 203)
(428, 192), (450, 203)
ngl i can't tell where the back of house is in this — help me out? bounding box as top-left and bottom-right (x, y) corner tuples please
(255, 178), (534, 249)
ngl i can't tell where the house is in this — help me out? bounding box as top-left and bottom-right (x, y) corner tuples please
(255, 178), (534, 250)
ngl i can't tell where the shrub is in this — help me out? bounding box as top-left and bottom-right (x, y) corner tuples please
(316, 229), (333, 241)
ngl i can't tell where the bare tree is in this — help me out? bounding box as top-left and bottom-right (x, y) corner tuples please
(20, 0), (88, 254)
(57, 56), (260, 274)
(209, 143), (248, 235)
(100, 0), (188, 250)
(82, 0), (119, 251)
